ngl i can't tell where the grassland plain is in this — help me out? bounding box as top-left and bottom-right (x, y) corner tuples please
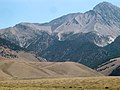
(0, 77), (119, 90)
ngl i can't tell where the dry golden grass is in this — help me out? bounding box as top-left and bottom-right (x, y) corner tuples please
(0, 76), (119, 90)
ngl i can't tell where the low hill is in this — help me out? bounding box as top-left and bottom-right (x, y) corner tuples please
(0, 60), (103, 80)
(97, 58), (120, 76)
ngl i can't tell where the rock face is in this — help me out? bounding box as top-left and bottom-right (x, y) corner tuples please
(0, 2), (120, 68)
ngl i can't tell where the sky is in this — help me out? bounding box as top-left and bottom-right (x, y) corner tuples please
(0, 0), (120, 29)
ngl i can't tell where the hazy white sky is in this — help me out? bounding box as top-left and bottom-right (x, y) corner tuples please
(0, 0), (120, 28)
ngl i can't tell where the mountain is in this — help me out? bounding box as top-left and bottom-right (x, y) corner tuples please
(0, 2), (120, 68)
(1, 2), (120, 47)
(0, 61), (103, 80)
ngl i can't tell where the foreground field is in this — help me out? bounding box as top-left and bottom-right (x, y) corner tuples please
(0, 77), (120, 90)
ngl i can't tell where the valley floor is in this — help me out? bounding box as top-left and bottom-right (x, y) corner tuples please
(0, 76), (119, 90)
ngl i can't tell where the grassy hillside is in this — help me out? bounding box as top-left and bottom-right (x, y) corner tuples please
(0, 77), (119, 90)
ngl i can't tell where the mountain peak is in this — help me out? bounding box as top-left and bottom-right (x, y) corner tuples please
(93, 1), (120, 12)
(98, 1), (112, 5)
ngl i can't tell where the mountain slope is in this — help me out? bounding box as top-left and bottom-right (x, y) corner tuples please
(97, 36), (120, 75)
(0, 37), (46, 62)
(0, 37), (24, 51)
(97, 58), (120, 76)
(40, 32), (108, 68)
